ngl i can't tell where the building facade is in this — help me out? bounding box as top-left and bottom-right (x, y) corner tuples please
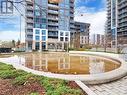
(91, 34), (105, 47)
(25, 0), (74, 51)
(71, 22), (90, 48)
(106, 0), (127, 48)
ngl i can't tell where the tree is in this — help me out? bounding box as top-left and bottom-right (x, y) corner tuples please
(12, 40), (16, 48)
(16, 39), (21, 48)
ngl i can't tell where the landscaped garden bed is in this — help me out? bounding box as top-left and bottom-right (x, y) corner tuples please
(0, 62), (86, 95)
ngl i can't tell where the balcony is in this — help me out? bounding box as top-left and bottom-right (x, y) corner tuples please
(48, 31), (58, 38)
(26, 37), (33, 41)
(26, 6), (33, 10)
(48, 16), (58, 21)
(26, 13), (33, 17)
(48, 38), (58, 42)
(48, 4), (59, 9)
(48, 34), (58, 37)
(48, 10), (58, 14)
(27, 24), (33, 29)
(26, 31), (33, 35)
(48, 22), (58, 26)
(26, 19), (33, 23)
(48, 27), (59, 31)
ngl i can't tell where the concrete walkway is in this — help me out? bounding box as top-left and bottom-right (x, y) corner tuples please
(87, 75), (127, 95)
(85, 53), (127, 95)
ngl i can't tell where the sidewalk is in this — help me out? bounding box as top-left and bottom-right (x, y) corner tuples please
(87, 76), (127, 95)
(84, 53), (127, 95)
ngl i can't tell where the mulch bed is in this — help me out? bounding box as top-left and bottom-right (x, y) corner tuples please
(0, 79), (45, 95)
(0, 79), (87, 95)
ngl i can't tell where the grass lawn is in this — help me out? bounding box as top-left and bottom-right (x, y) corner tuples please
(0, 62), (85, 95)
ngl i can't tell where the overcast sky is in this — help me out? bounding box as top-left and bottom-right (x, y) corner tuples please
(0, 0), (107, 42)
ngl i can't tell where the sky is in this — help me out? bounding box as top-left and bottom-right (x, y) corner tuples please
(0, 0), (107, 42)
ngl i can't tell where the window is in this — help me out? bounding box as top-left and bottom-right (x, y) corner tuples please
(35, 5), (39, 10)
(35, 36), (40, 41)
(34, 24), (40, 28)
(35, 30), (40, 34)
(41, 24), (46, 29)
(42, 30), (46, 35)
(42, 36), (46, 41)
(60, 32), (64, 36)
(34, 11), (40, 16)
(42, 42), (46, 49)
(41, 18), (46, 23)
(34, 18), (40, 23)
(35, 42), (40, 50)
(65, 32), (69, 36)
(65, 37), (68, 41)
(60, 37), (64, 41)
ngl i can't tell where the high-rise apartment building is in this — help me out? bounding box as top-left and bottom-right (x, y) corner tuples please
(70, 22), (90, 48)
(106, 0), (127, 48)
(25, 0), (74, 51)
(91, 34), (105, 47)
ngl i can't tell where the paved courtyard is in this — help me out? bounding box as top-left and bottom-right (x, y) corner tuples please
(85, 54), (127, 95)
(82, 53), (127, 95)
(87, 75), (127, 95)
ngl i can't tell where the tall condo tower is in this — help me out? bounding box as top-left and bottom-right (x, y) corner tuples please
(106, 0), (127, 48)
(25, 0), (74, 51)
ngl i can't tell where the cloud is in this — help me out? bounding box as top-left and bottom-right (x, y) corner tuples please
(75, 0), (96, 5)
(75, 10), (106, 35)
(75, 6), (96, 15)
(75, 0), (107, 35)
(0, 31), (25, 42)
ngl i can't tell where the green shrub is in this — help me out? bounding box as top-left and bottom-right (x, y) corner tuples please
(16, 70), (29, 76)
(0, 63), (14, 70)
(12, 73), (36, 85)
(0, 63), (83, 95)
(0, 70), (18, 79)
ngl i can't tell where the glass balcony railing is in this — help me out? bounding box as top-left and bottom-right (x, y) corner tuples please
(48, 10), (58, 14)
(48, 4), (59, 9)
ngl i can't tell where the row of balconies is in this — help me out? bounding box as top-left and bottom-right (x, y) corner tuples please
(118, 23), (127, 28)
(118, 13), (127, 19)
(118, 28), (127, 32)
(118, 3), (127, 10)
(118, 0), (127, 6)
(118, 8), (127, 15)
(118, 18), (127, 24)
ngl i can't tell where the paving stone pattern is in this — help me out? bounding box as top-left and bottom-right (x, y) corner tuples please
(87, 76), (127, 95)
